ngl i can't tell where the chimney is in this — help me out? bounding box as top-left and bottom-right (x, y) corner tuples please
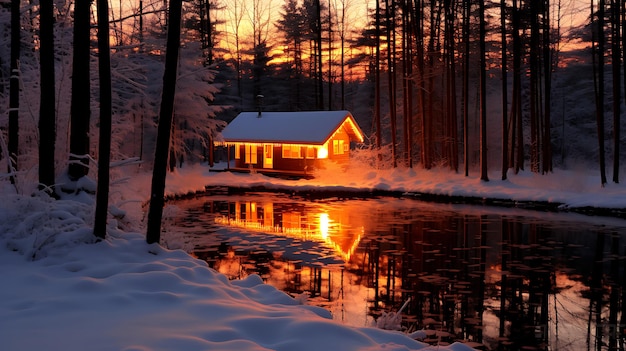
(256, 94), (264, 118)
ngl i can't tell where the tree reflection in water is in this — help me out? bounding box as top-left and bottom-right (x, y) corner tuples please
(167, 192), (626, 351)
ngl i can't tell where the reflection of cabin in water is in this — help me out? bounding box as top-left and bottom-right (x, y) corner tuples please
(219, 110), (364, 175)
(213, 200), (363, 261)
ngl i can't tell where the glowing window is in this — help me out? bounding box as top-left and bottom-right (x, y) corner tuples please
(333, 140), (345, 155)
(306, 147), (316, 158)
(282, 144), (302, 159)
(234, 145), (240, 159)
(245, 144), (257, 164)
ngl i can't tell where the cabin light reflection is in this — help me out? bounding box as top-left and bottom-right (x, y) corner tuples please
(319, 213), (330, 240)
(214, 201), (362, 261)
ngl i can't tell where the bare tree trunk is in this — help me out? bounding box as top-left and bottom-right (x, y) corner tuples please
(501, 0), (508, 180)
(328, 2), (333, 110)
(413, 0), (428, 169)
(612, 0), (621, 183)
(479, 0), (489, 181)
(425, 0), (437, 170)
(94, 0), (113, 240)
(406, 0), (413, 169)
(444, 0), (457, 172)
(375, 0), (382, 154)
(139, 0), (144, 46)
(339, 0), (346, 109)
(316, 0), (324, 110)
(146, 0), (183, 244)
(542, 0), (552, 174)
(205, 0), (213, 65)
(529, 1), (540, 173)
(386, 0), (397, 167)
(463, 0), (469, 176)
(39, 0), (56, 194)
(593, 0), (608, 185)
(68, 0), (92, 181)
(402, 0), (412, 168)
(228, 0), (245, 102)
(9, 0), (20, 185)
(512, 0), (524, 173)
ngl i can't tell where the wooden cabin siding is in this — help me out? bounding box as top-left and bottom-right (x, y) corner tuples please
(232, 144), (321, 173)
(232, 144), (261, 169)
(222, 111), (364, 176)
(272, 156), (318, 172)
(327, 127), (350, 163)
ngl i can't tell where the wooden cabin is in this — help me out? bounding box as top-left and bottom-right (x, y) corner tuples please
(220, 110), (364, 176)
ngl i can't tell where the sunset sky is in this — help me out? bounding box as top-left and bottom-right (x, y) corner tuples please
(104, 0), (593, 67)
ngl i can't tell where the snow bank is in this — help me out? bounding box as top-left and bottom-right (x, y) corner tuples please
(0, 194), (476, 351)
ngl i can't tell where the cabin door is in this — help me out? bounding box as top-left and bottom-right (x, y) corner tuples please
(263, 144), (273, 168)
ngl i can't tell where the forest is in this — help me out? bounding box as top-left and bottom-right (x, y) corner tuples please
(0, 0), (624, 237)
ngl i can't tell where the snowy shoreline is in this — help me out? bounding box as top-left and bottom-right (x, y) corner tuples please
(160, 164), (626, 220)
(2, 162), (625, 351)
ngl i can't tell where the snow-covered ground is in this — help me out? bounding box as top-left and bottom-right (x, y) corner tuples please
(166, 162), (626, 211)
(1, 162), (624, 351)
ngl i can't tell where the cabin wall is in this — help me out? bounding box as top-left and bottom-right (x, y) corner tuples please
(232, 144), (322, 173)
(272, 146), (321, 173)
(232, 144), (261, 169)
(229, 125), (353, 174)
(327, 127), (350, 164)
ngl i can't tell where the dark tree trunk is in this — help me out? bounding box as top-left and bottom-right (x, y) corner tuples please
(93, 0), (113, 240)
(479, 0), (489, 181)
(413, 0), (428, 169)
(401, 0), (412, 168)
(463, 0), (469, 176)
(386, 0), (397, 168)
(375, 0), (382, 154)
(9, 0), (20, 185)
(593, 0), (607, 185)
(68, 0), (92, 181)
(612, 0), (621, 183)
(529, 1), (540, 173)
(501, 0), (508, 180)
(139, 0), (144, 48)
(542, 0), (552, 174)
(38, 0), (56, 193)
(425, 0), (436, 170)
(620, 0), (626, 185)
(316, 0), (324, 110)
(512, 0), (524, 173)
(205, 0), (213, 65)
(146, 0), (183, 244)
(444, 0), (457, 172)
(340, 1), (346, 110)
(327, 4), (332, 110)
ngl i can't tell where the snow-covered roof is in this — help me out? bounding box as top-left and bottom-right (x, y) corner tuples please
(221, 110), (364, 145)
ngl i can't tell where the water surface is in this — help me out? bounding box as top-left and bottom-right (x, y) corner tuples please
(167, 192), (626, 350)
